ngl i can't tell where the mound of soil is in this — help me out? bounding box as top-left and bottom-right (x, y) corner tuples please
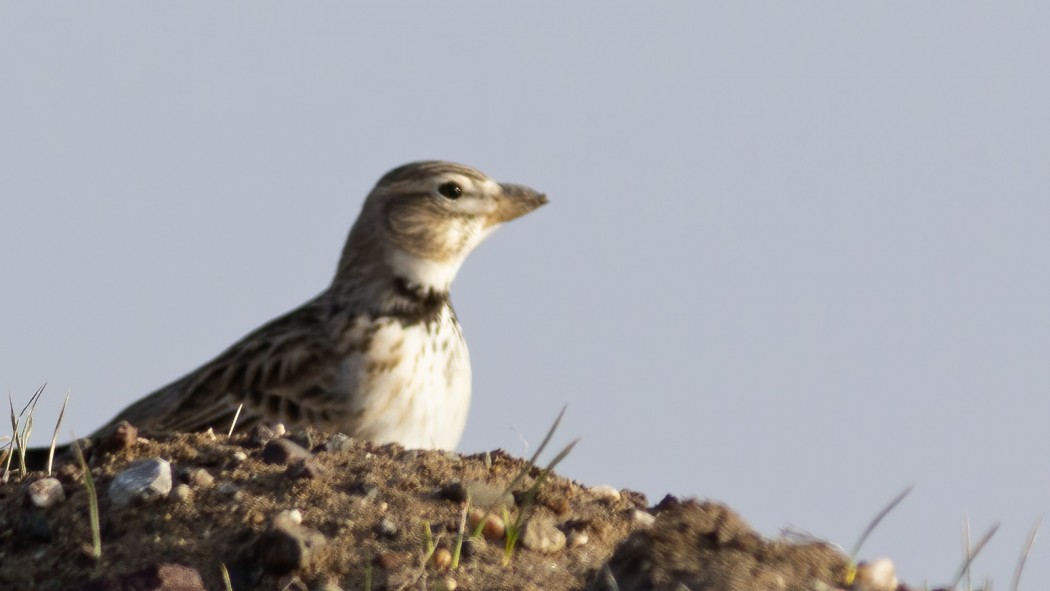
(0, 425), (871, 590)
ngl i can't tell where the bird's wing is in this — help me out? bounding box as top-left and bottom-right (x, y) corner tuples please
(94, 298), (349, 437)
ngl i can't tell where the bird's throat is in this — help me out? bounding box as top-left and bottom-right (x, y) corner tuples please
(386, 248), (464, 294)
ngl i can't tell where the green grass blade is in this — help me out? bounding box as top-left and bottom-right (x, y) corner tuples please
(220, 563), (233, 591)
(72, 438), (102, 560)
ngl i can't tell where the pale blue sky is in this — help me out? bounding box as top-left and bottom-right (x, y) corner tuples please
(3, 3), (1048, 586)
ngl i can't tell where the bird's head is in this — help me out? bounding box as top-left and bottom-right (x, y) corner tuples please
(338, 161), (548, 293)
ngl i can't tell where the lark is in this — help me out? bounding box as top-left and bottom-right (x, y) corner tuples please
(95, 161), (547, 450)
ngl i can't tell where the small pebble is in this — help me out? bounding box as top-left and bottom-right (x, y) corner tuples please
(376, 518), (398, 538)
(520, 516), (566, 554)
(256, 510), (326, 575)
(249, 424), (280, 446)
(441, 577), (458, 590)
(109, 458), (172, 507)
(262, 438), (312, 465)
(853, 558), (898, 591)
(216, 482), (242, 499)
(588, 484), (621, 503)
(568, 531), (589, 548)
(432, 548), (452, 570)
(468, 508), (505, 541)
(187, 468), (214, 488)
(99, 421), (138, 453)
(325, 432), (354, 452)
(26, 477), (65, 509)
(631, 509), (655, 527)
(170, 483), (193, 503)
(232, 450), (248, 463)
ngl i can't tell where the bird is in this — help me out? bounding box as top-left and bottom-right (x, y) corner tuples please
(90, 161), (547, 451)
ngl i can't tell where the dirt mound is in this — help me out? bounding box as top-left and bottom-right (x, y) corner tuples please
(1, 426), (858, 590)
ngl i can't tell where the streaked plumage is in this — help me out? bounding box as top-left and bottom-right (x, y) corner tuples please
(95, 161), (547, 450)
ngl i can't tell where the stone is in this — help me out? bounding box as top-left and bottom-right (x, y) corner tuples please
(376, 518), (398, 538)
(468, 508), (505, 541)
(27, 477), (66, 509)
(170, 484), (193, 503)
(432, 548), (452, 570)
(187, 468), (214, 488)
(256, 510), (327, 575)
(98, 421), (138, 453)
(261, 438), (312, 465)
(631, 509), (655, 527)
(325, 432), (355, 452)
(108, 459), (172, 507)
(568, 531), (589, 548)
(853, 558), (898, 591)
(588, 484), (621, 503)
(520, 516), (566, 553)
(249, 423), (280, 447)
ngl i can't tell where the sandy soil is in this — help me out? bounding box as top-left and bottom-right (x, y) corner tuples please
(0, 424), (903, 591)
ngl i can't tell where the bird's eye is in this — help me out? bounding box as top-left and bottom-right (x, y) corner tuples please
(437, 182), (462, 199)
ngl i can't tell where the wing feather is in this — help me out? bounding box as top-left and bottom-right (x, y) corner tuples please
(93, 295), (350, 437)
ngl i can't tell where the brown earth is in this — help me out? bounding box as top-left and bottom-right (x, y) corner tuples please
(0, 425), (895, 591)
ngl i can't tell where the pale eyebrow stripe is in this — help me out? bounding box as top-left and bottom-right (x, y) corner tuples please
(376, 161), (487, 187)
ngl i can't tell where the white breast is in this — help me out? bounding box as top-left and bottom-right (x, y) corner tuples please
(336, 307), (471, 450)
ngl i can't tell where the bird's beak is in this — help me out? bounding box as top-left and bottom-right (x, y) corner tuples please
(489, 183), (549, 225)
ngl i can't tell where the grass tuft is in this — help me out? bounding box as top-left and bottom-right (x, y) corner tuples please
(8, 385), (46, 479)
(478, 405), (578, 566)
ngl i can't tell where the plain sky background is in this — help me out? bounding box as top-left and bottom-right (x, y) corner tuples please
(2, 3), (1048, 587)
